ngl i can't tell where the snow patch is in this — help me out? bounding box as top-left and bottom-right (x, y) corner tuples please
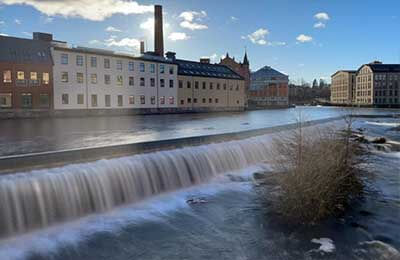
(311, 238), (336, 253)
(365, 121), (400, 127)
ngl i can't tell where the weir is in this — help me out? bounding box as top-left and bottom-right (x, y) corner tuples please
(0, 131), (274, 239)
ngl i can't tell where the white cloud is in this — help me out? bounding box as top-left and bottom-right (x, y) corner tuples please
(168, 32), (190, 41)
(246, 28), (269, 45)
(314, 22), (326, 29)
(230, 16), (238, 22)
(0, 33), (9, 36)
(89, 39), (101, 45)
(0, 21), (5, 25)
(269, 41), (286, 46)
(314, 12), (330, 21)
(22, 31), (31, 36)
(201, 53), (218, 63)
(14, 19), (21, 24)
(296, 34), (313, 43)
(105, 37), (140, 50)
(178, 10), (208, 30)
(0, 0), (153, 21)
(105, 26), (122, 32)
(43, 16), (54, 23)
(140, 17), (170, 32)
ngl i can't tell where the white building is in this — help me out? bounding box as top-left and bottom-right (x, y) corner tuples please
(51, 46), (178, 111)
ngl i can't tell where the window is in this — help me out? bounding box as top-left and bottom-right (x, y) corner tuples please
(117, 75), (123, 86)
(236, 85), (239, 91)
(150, 64), (155, 73)
(160, 64), (165, 74)
(128, 61), (134, 71)
(160, 96), (165, 105)
(202, 98), (206, 103)
(62, 93), (69, 105)
(187, 98), (192, 103)
(179, 80), (183, 88)
(210, 83), (213, 90)
(77, 94), (84, 105)
(169, 66), (174, 75)
(3, 70), (12, 83)
(76, 55), (83, 66)
(17, 71), (25, 80)
(61, 72), (68, 83)
(129, 95), (135, 105)
(21, 93), (33, 108)
(217, 83), (220, 90)
(116, 60), (123, 70)
(202, 82), (206, 89)
(30, 72), (37, 80)
(140, 63), (145, 72)
(195, 81), (199, 89)
(91, 94), (98, 107)
(77, 73), (84, 83)
(180, 99), (184, 105)
(140, 95), (145, 104)
(43, 73), (49, 84)
(209, 98), (212, 103)
(169, 79), (174, 88)
(194, 98), (197, 103)
(223, 84), (227, 90)
(91, 74), (97, 84)
(129, 76), (134, 86)
(151, 96), (156, 105)
(39, 94), (50, 108)
(0, 93), (12, 108)
(104, 58), (110, 69)
(160, 79), (165, 88)
(118, 95), (123, 107)
(140, 77), (145, 86)
(61, 53), (68, 65)
(150, 78), (155, 87)
(105, 95), (111, 107)
(187, 81), (191, 89)
(104, 74), (111, 85)
(215, 98), (219, 103)
(90, 57), (97, 67)
(169, 97), (174, 105)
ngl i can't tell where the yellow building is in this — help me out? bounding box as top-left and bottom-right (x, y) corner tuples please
(330, 70), (356, 104)
(166, 53), (246, 112)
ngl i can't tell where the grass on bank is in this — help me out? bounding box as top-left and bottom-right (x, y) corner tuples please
(266, 116), (368, 224)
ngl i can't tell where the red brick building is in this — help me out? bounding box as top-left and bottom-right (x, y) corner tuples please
(0, 33), (53, 110)
(219, 52), (250, 106)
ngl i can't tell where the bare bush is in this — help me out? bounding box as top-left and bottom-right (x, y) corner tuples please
(268, 117), (367, 224)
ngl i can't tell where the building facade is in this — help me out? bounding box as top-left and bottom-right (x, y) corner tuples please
(249, 66), (289, 107)
(355, 62), (400, 107)
(219, 52), (250, 107)
(169, 54), (245, 111)
(330, 70), (356, 104)
(0, 34), (53, 111)
(51, 46), (178, 111)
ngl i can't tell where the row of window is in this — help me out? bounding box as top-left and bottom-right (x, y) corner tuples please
(0, 93), (50, 108)
(2, 70), (50, 84)
(178, 80), (240, 91)
(180, 98), (220, 105)
(375, 98), (399, 104)
(61, 94), (175, 106)
(60, 53), (175, 74)
(60, 72), (174, 88)
(374, 90), (399, 97)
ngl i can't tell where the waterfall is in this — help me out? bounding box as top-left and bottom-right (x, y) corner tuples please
(0, 134), (273, 238)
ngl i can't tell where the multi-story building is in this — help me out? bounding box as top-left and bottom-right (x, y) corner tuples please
(0, 33), (53, 112)
(330, 70), (356, 104)
(249, 66), (289, 107)
(219, 52), (250, 107)
(166, 53), (245, 111)
(355, 62), (400, 107)
(51, 45), (178, 112)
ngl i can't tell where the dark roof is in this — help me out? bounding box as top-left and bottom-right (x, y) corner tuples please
(251, 66), (288, 80)
(362, 64), (400, 73)
(174, 59), (243, 80)
(0, 35), (52, 64)
(331, 70), (356, 77)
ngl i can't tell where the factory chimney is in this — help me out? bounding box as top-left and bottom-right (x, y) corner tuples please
(154, 5), (164, 57)
(140, 41), (145, 54)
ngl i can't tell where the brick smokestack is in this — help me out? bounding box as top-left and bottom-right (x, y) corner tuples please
(154, 5), (164, 57)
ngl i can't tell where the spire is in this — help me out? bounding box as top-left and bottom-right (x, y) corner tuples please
(226, 52), (230, 58)
(243, 49), (249, 66)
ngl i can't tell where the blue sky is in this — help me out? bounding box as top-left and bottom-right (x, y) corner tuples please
(0, 0), (399, 83)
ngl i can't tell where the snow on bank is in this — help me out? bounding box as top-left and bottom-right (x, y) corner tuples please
(311, 238), (336, 253)
(365, 121), (400, 127)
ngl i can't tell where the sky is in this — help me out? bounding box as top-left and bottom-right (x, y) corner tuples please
(0, 0), (399, 84)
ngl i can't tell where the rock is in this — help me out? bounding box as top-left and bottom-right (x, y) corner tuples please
(311, 238), (336, 253)
(355, 240), (400, 260)
(354, 135), (368, 143)
(186, 198), (207, 205)
(371, 137), (387, 144)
